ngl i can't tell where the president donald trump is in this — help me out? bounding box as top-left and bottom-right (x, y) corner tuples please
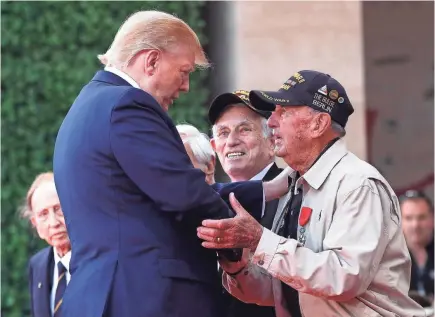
(53, 10), (287, 317)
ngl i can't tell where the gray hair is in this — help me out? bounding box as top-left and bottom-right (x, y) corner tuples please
(211, 117), (273, 139)
(309, 108), (346, 137)
(260, 118), (273, 138)
(176, 124), (215, 167)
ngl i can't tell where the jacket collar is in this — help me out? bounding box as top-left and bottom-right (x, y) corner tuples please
(297, 138), (348, 190)
(251, 162), (274, 181)
(91, 70), (133, 87)
(104, 66), (140, 88)
(262, 162), (282, 182)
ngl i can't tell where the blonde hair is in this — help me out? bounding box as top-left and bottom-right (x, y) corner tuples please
(98, 10), (210, 69)
(19, 172), (54, 221)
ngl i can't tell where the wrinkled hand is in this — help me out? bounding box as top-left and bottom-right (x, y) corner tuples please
(197, 193), (263, 252)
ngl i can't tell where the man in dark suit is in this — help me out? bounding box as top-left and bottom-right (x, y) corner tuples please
(22, 172), (71, 317)
(208, 90), (283, 317)
(53, 10), (288, 317)
(28, 247), (55, 317)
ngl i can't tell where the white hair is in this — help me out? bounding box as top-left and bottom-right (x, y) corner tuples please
(98, 10), (210, 69)
(176, 124), (215, 167)
(309, 108), (346, 137)
(260, 117), (273, 138)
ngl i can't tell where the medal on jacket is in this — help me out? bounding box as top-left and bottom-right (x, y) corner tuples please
(298, 207), (312, 246)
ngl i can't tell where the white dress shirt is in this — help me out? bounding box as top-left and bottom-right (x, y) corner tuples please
(104, 66), (140, 89)
(50, 249), (71, 315)
(250, 162), (274, 181)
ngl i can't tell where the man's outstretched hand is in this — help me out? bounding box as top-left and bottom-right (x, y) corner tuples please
(197, 193), (263, 253)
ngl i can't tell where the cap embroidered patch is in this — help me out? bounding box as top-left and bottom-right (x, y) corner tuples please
(318, 85), (328, 96)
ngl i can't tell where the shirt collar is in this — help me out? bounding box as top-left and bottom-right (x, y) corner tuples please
(104, 66), (140, 89)
(53, 249), (71, 272)
(250, 162), (274, 181)
(298, 138), (348, 190)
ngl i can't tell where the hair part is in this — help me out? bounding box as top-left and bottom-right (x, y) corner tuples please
(98, 10), (210, 70)
(19, 172), (54, 222)
(176, 124), (215, 167)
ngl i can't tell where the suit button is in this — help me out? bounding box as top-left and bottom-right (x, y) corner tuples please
(258, 260), (265, 266)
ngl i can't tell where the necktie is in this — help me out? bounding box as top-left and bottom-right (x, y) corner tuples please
(54, 262), (67, 316)
(277, 182), (303, 317)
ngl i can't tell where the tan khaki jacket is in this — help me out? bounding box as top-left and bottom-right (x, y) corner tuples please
(223, 139), (426, 317)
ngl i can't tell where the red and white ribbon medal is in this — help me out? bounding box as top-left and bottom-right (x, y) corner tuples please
(298, 207), (312, 246)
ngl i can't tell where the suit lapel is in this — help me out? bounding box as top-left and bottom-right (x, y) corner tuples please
(262, 163), (281, 182)
(33, 247), (54, 316)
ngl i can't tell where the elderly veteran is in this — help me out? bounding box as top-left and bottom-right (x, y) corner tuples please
(208, 91), (283, 317)
(198, 70), (425, 317)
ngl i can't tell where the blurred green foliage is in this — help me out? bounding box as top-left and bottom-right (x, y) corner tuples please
(1, 2), (209, 316)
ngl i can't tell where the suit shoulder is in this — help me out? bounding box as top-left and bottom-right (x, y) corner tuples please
(109, 87), (172, 128)
(114, 87), (162, 112)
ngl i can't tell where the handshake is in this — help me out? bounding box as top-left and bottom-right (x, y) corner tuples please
(208, 167), (292, 262)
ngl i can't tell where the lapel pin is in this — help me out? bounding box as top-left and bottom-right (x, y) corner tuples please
(38, 282), (42, 289)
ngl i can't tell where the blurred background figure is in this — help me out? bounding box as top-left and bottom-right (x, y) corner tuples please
(20, 172), (71, 317)
(400, 190), (434, 307)
(177, 124), (216, 185)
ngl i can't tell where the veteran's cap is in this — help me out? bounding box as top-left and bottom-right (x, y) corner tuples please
(208, 90), (271, 125)
(249, 70), (354, 128)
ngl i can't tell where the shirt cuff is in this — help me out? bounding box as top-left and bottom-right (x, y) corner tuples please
(252, 228), (283, 270)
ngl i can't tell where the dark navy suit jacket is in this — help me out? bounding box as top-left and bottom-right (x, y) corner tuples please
(53, 71), (264, 317)
(222, 163), (282, 317)
(28, 246), (54, 317)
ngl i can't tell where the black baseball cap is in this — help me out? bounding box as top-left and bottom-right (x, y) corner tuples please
(208, 89), (271, 125)
(249, 70), (354, 128)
